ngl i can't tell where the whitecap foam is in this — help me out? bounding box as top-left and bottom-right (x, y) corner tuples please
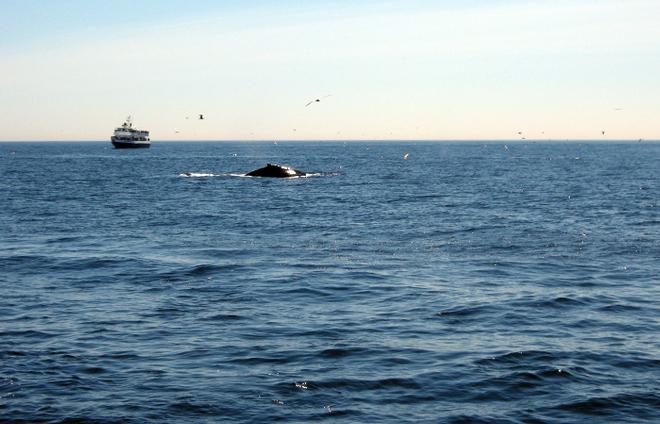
(179, 171), (338, 178)
(178, 172), (220, 177)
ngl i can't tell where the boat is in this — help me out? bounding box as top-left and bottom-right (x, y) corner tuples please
(111, 116), (150, 148)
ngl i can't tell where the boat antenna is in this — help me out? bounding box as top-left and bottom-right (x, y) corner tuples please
(126, 115), (132, 127)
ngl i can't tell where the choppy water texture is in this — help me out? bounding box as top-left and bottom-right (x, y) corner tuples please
(1, 141), (659, 423)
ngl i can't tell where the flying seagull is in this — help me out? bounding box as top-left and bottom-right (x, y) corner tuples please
(305, 95), (332, 107)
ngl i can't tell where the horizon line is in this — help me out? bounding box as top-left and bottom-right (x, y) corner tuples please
(0, 139), (655, 143)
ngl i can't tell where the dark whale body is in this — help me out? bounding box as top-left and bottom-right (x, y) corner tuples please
(246, 163), (306, 178)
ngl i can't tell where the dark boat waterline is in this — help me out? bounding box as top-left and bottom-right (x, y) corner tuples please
(111, 140), (151, 148)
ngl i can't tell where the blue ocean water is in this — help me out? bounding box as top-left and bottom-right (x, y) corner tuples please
(1, 141), (659, 423)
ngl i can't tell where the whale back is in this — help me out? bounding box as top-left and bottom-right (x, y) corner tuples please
(246, 163), (305, 178)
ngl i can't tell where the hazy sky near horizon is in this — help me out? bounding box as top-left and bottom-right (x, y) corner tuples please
(1, 0), (659, 141)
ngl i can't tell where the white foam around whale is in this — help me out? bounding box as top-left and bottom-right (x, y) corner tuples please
(179, 172), (337, 178)
(178, 172), (221, 177)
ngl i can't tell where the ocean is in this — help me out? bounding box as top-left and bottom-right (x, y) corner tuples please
(1, 141), (658, 423)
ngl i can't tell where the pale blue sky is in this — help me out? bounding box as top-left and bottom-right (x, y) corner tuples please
(1, 0), (659, 140)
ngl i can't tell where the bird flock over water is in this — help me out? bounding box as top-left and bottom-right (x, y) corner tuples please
(166, 99), (644, 144)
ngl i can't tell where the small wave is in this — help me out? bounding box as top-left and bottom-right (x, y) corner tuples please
(538, 368), (574, 379)
(609, 355), (660, 370)
(436, 304), (494, 322)
(168, 401), (239, 416)
(45, 235), (84, 244)
(0, 254), (57, 272)
(188, 264), (226, 276)
(201, 313), (242, 321)
(80, 366), (107, 375)
(281, 286), (332, 297)
(631, 219), (660, 226)
(308, 408), (363, 419)
(282, 377), (423, 392)
(469, 367), (577, 395)
(446, 415), (507, 424)
(57, 257), (129, 270)
(554, 392), (660, 417)
(1, 350), (27, 357)
(511, 295), (591, 310)
(156, 263), (244, 281)
(230, 356), (291, 365)
(102, 352), (143, 360)
(319, 347), (367, 358)
(476, 350), (559, 365)
(0, 330), (58, 339)
(597, 303), (644, 313)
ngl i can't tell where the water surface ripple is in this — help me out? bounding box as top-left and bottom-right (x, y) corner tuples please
(1, 141), (659, 423)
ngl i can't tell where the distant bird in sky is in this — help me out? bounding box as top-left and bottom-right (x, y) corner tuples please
(305, 95), (332, 107)
(199, 114), (204, 120)
(602, 130), (605, 135)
